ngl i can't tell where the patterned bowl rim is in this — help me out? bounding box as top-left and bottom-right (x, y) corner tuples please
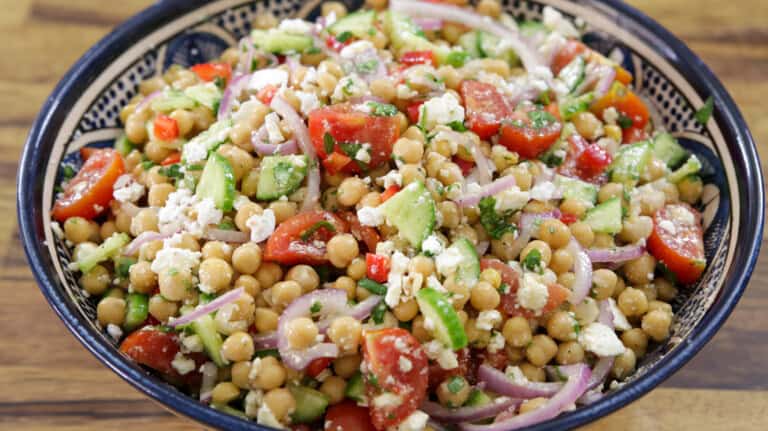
(17, 0), (764, 429)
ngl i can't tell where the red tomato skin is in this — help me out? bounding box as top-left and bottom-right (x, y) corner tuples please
(592, 82), (649, 131)
(366, 253), (390, 283)
(339, 211), (380, 252)
(460, 80), (510, 139)
(79, 147), (98, 161)
(560, 213), (579, 225)
(264, 211), (348, 265)
(190, 62), (232, 83)
(154, 115), (179, 142)
(400, 50), (437, 67)
(380, 185), (401, 202)
(551, 40), (588, 75)
(406, 101), (424, 124)
(647, 204), (706, 284)
(306, 357), (334, 377)
(473, 347), (508, 370)
(363, 328), (429, 429)
(161, 152), (182, 166)
(325, 35), (353, 52)
(576, 143), (612, 177)
(119, 328), (180, 375)
(480, 259), (569, 318)
(498, 105), (562, 160)
(325, 401), (376, 431)
(52, 149), (125, 222)
(308, 104), (399, 173)
(322, 152), (353, 175)
(257, 84), (279, 105)
(623, 126), (649, 144)
(453, 156), (475, 176)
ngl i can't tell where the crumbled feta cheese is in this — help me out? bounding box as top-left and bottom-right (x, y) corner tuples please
(505, 365), (528, 383)
(423, 317), (435, 331)
(607, 298), (631, 331)
(295, 90), (321, 116)
(113, 175), (145, 203)
(396, 83), (417, 99)
(278, 18), (312, 34)
(424, 340), (459, 369)
(181, 334), (204, 353)
(257, 403), (285, 429)
(488, 331), (506, 353)
(300, 67), (318, 91)
(398, 356), (413, 373)
(517, 273), (550, 314)
(385, 251), (410, 307)
(234, 194), (252, 210)
(494, 186), (531, 212)
(426, 275), (445, 292)
(658, 219), (677, 235)
(244, 390), (264, 418)
(355, 144), (371, 163)
(106, 324), (123, 340)
(171, 352), (196, 375)
(530, 181), (559, 201)
(395, 410), (429, 431)
(543, 6), (580, 38)
(340, 40), (376, 59)
(373, 393), (403, 408)
(476, 310), (502, 331)
(419, 92), (465, 130)
(246, 209), (276, 243)
(421, 234), (444, 256)
(248, 358), (263, 381)
(579, 322), (626, 356)
(376, 240), (396, 257)
(157, 188), (198, 234)
(670, 205), (696, 226)
(332, 74), (369, 102)
(357, 205), (385, 227)
(150, 247), (202, 274)
(264, 112), (285, 144)
(195, 198), (223, 229)
(378, 170), (403, 189)
(435, 246), (463, 277)
(603, 107), (619, 125)
(249, 68), (288, 91)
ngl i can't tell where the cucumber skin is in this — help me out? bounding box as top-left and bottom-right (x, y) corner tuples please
(609, 141), (653, 187)
(344, 371), (366, 402)
(289, 385), (329, 423)
(256, 155), (308, 201)
(451, 238), (480, 287)
(123, 293), (149, 332)
(416, 287), (468, 349)
(77, 233), (130, 273)
(251, 29), (313, 54)
(191, 314), (227, 367)
(668, 155), (702, 183)
(583, 196), (623, 234)
(328, 10), (376, 38)
(555, 174), (597, 205)
(380, 181), (436, 249)
(653, 132), (688, 169)
(196, 153), (236, 211)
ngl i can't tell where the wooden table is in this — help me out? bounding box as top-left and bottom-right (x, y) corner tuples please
(1, 0), (766, 429)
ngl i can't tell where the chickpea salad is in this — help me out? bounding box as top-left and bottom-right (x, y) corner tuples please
(51, 0), (709, 430)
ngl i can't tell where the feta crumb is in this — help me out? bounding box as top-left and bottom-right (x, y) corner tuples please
(421, 234), (444, 256)
(278, 18), (312, 34)
(494, 186), (531, 212)
(395, 410), (429, 431)
(332, 74), (369, 102)
(378, 170), (403, 189)
(340, 40), (376, 59)
(396, 83), (417, 99)
(419, 92), (465, 130)
(246, 209), (276, 243)
(435, 246), (463, 277)
(376, 240), (396, 257)
(603, 107), (619, 125)
(157, 188), (198, 235)
(244, 389), (264, 418)
(530, 181), (559, 201)
(385, 251), (410, 307)
(195, 198), (223, 230)
(257, 402), (285, 429)
(670, 205), (695, 225)
(295, 90), (321, 116)
(476, 310), (502, 331)
(658, 219), (677, 235)
(505, 365), (528, 383)
(357, 205), (384, 227)
(355, 144), (371, 163)
(150, 247), (202, 274)
(171, 352), (196, 375)
(373, 393), (403, 408)
(543, 6), (580, 38)
(488, 331), (505, 353)
(181, 334), (204, 353)
(248, 68), (288, 91)
(264, 112), (285, 144)
(106, 324), (123, 340)
(398, 356), (413, 373)
(426, 275), (445, 292)
(424, 340), (459, 369)
(607, 298), (631, 331)
(579, 322), (626, 356)
(517, 273), (550, 314)
(113, 175), (145, 203)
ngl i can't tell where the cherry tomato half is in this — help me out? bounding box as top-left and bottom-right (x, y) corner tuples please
(52, 149), (125, 222)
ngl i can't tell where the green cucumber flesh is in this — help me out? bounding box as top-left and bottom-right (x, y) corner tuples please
(151, 88), (197, 113)
(196, 153), (236, 211)
(380, 181), (436, 249)
(554, 174), (597, 205)
(328, 10), (376, 38)
(558, 56), (586, 93)
(114, 134), (135, 156)
(583, 196), (623, 234)
(450, 238), (480, 287)
(251, 29), (313, 54)
(416, 287), (468, 349)
(560, 92), (595, 121)
(668, 155), (702, 183)
(184, 82), (222, 111)
(191, 314), (227, 367)
(465, 389), (493, 407)
(123, 293), (149, 331)
(182, 118), (233, 163)
(609, 140), (653, 187)
(256, 155), (308, 201)
(289, 385), (329, 423)
(518, 20), (548, 37)
(345, 372), (365, 402)
(653, 132), (688, 169)
(77, 232), (130, 273)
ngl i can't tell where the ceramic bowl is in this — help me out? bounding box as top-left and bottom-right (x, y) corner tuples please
(17, 0), (764, 429)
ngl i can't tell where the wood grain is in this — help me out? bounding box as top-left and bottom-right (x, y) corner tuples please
(0, 0), (766, 429)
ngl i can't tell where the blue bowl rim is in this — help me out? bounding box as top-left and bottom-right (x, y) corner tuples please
(17, 0), (764, 429)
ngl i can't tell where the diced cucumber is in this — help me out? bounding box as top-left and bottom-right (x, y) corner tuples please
(457, 31), (518, 65)
(151, 88), (197, 112)
(289, 385), (329, 424)
(184, 82), (222, 111)
(328, 10), (376, 39)
(191, 314), (227, 367)
(345, 372), (365, 402)
(583, 197), (623, 234)
(77, 232), (130, 273)
(518, 20), (548, 37)
(653, 132), (688, 169)
(465, 389), (493, 407)
(538, 123), (576, 167)
(559, 92), (595, 121)
(380, 181), (436, 249)
(609, 140), (653, 186)
(416, 287), (468, 349)
(450, 238), (480, 287)
(123, 293), (149, 331)
(114, 134), (135, 156)
(182, 118), (233, 163)
(384, 11), (451, 64)
(554, 174), (597, 206)
(211, 404), (248, 419)
(558, 56), (586, 93)
(196, 153), (236, 211)
(251, 29), (313, 54)
(256, 155), (308, 201)
(113, 256), (136, 279)
(668, 155), (702, 183)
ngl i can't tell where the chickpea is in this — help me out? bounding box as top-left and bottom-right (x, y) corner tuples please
(642, 309), (672, 342)
(393, 137), (424, 164)
(556, 341), (585, 365)
(263, 388), (296, 422)
(218, 145), (253, 182)
(334, 276), (356, 300)
(569, 222), (594, 248)
(327, 234), (359, 268)
(64, 217), (99, 244)
(470, 281), (500, 311)
(437, 162), (463, 186)
(256, 262), (282, 289)
(572, 112), (603, 140)
(558, 272), (576, 289)
(235, 275), (261, 298)
(439, 201), (461, 229)
(547, 311), (578, 341)
(125, 114), (148, 143)
(147, 183), (174, 207)
(526, 335), (558, 367)
(235, 202), (263, 233)
(519, 363), (546, 382)
(144, 166), (169, 188)
(409, 256), (435, 277)
(570, 297), (600, 326)
(365, 0), (388, 10)
(211, 382), (240, 406)
(560, 198), (588, 218)
(480, 268), (502, 289)
(250, 356), (287, 391)
(393, 299), (419, 322)
(285, 265), (320, 293)
(678, 175), (703, 204)
(97, 297), (126, 326)
(617, 287), (649, 318)
(322, 1), (347, 17)
(619, 216), (654, 243)
(592, 269), (618, 300)
(254, 307), (279, 333)
(170, 109), (195, 137)
(202, 241), (232, 262)
(232, 243), (262, 275)
(593, 232), (614, 248)
(411, 316), (432, 342)
(222, 331), (255, 362)
(130, 209), (159, 236)
(640, 284), (658, 302)
(158, 267), (193, 301)
(271, 280), (302, 309)
(640, 190), (666, 216)
(320, 376), (347, 405)
(656, 278), (678, 302)
(80, 265), (111, 295)
(369, 78), (396, 101)
(503, 316), (532, 348)
(269, 200), (297, 223)
(437, 376), (471, 408)
(199, 258), (233, 293)
(598, 183), (624, 204)
(645, 158), (667, 182)
(337, 177), (368, 207)
(328, 316), (363, 354)
(623, 254), (656, 286)
(240, 169), (259, 197)
(443, 279), (469, 309)
(129, 261), (157, 294)
(550, 248), (574, 275)
(612, 348), (637, 379)
(539, 219), (571, 249)
(144, 141), (172, 164)
(347, 257), (367, 281)
(621, 328), (649, 358)
(400, 163), (426, 185)
(519, 398), (549, 415)
(520, 240), (552, 268)
(333, 354), (362, 379)
(476, 0), (502, 17)
(99, 221), (118, 241)
(286, 317), (319, 349)
(148, 295), (178, 322)
(115, 211), (132, 234)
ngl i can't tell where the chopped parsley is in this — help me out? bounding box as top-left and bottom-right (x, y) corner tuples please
(358, 278), (387, 295)
(367, 101), (398, 117)
(140, 160), (156, 170)
(342, 78), (355, 96)
(448, 120), (467, 132)
(445, 50), (469, 67)
(114, 257), (136, 279)
(356, 59), (379, 74)
(62, 165), (76, 181)
(300, 220), (336, 241)
(217, 220), (235, 230)
(695, 96), (714, 125)
(572, 319), (582, 335)
(158, 163), (184, 179)
(527, 109), (557, 129)
(522, 248), (542, 272)
(186, 163), (204, 171)
(478, 196), (517, 240)
(335, 31), (353, 43)
(213, 76), (226, 90)
(305, 46), (322, 55)
(617, 114), (633, 129)
(371, 301), (387, 324)
(323, 132), (335, 154)
(254, 349), (281, 358)
(446, 376), (465, 394)
(367, 372), (380, 389)
(310, 301), (322, 314)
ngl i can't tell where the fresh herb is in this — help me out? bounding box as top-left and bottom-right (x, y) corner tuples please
(371, 301), (387, 324)
(168, 268), (179, 277)
(498, 283), (510, 294)
(217, 220), (235, 230)
(339, 141), (369, 171)
(356, 59), (379, 74)
(358, 278), (387, 295)
(553, 366), (568, 382)
(448, 120), (467, 132)
(398, 320), (412, 331)
(305, 46), (322, 55)
(617, 114), (633, 129)
(527, 109), (557, 129)
(213, 76), (226, 90)
(367, 372), (380, 389)
(538, 91), (551, 106)
(323, 132), (335, 155)
(186, 164), (204, 171)
(159, 163), (184, 179)
(114, 257), (136, 279)
(447, 376), (465, 394)
(254, 349), (281, 358)
(300, 221), (336, 241)
(62, 165), (76, 180)
(368, 28), (376, 36)
(316, 266), (331, 283)
(199, 292), (216, 304)
(335, 31), (353, 43)
(656, 261), (677, 284)
(572, 319), (582, 335)
(695, 96), (714, 125)
(478, 196), (517, 240)
(445, 50), (469, 68)
(141, 160), (156, 170)
(522, 248), (542, 272)
(310, 301), (322, 314)
(342, 78), (355, 96)
(367, 102), (398, 117)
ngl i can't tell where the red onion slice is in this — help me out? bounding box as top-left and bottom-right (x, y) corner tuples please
(594, 65), (617, 98)
(413, 17), (444, 31)
(455, 175), (517, 207)
(253, 139), (299, 156)
(203, 228), (249, 244)
(123, 231), (171, 256)
(478, 364), (563, 399)
(586, 244), (645, 263)
(199, 362), (218, 402)
(217, 73), (251, 121)
(467, 137), (493, 186)
(270, 96), (320, 211)
(422, 397), (521, 422)
(252, 332), (278, 350)
(460, 364), (591, 431)
(567, 239), (592, 305)
(135, 90), (161, 113)
(390, 0), (542, 71)
(506, 210), (561, 259)
(169, 287), (245, 327)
